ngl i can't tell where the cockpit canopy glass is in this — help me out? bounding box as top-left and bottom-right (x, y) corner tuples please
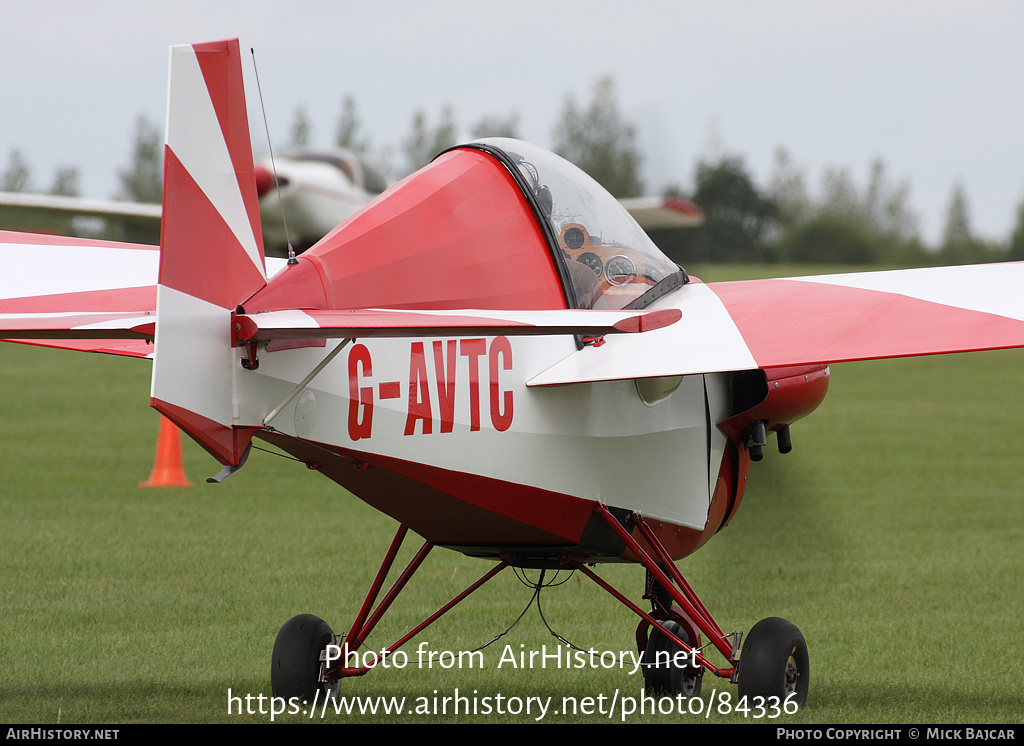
(470, 138), (683, 311)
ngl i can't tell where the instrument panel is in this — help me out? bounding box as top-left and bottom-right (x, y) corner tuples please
(558, 223), (652, 303)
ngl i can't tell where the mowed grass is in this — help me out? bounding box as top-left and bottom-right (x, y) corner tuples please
(1, 275), (1022, 723)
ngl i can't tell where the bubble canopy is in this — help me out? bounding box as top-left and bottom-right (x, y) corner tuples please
(464, 138), (687, 311)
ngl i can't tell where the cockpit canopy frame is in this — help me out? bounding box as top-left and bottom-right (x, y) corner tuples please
(461, 138), (687, 312)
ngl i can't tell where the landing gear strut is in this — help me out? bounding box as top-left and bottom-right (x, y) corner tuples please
(586, 503), (809, 708)
(272, 524), (510, 696)
(269, 509), (809, 710)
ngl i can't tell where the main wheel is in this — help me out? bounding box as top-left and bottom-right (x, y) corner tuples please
(736, 617), (809, 708)
(643, 620), (703, 696)
(271, 613), (335, 703)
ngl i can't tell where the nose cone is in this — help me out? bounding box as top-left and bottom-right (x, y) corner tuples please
(254, 164), (276, 198)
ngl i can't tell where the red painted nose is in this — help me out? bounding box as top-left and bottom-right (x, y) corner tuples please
(254, 164), (275, 197)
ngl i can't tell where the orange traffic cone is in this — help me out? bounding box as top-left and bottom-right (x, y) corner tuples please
(138, 417), (194, 488)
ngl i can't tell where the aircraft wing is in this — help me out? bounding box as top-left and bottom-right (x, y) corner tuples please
(529, 262), (1024, 385)
(234, 307), (681, 341)
(0, 311), (155, 339)
(0, 230), (161, 357)
(0, 191), (162, 245)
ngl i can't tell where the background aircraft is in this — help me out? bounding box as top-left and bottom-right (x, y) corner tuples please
(0, 149), (386, 255)
(0, 155), (702, 257)
(0, 190), (161, 245)
(253, 150), (388, 256)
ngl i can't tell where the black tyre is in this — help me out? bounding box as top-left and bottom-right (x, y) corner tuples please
(737, 617), (808, 708)
(643, 620), (703, 696)
(271, 613), (335, 703)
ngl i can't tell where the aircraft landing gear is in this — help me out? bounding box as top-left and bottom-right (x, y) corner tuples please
(268, 513), (809, 711)
(271, 524), (511, 700)
(643, 619), (703, 696)
(736, 616), (809, 707)
(271, 613), (338, 704)
(584, 504), (809, 709)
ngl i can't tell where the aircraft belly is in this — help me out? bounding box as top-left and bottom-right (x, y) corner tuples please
(236, 336), (729, 532)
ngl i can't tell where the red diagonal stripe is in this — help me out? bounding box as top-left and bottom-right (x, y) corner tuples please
(192, 39), (264, 255)
(0, 287), (156, 314)
(160, 148), (266, 308)
(712, 278), (1024, 367)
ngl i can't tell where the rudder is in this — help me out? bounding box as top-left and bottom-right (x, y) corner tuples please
(151, 38), (267, 465)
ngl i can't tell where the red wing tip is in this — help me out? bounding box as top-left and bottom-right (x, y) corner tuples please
(612, 308), (682, 334)
(662, 196), (705, 219)
(129, 322), (156, 338)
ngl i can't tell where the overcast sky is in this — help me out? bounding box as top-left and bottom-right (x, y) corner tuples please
(2, 0), (1022, 246)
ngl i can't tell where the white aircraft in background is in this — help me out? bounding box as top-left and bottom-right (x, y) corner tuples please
(0, 149), (389, 256)
(1, 154), (703, 257)
(253, 150), (389, 256)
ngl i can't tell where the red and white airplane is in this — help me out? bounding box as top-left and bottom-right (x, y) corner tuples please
(3, 39), (1024, 708)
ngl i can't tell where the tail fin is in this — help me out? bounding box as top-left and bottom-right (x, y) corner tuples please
(151, 38), (267, 465)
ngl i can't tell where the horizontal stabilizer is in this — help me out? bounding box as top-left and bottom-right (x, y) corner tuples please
(234, 307), (681, 342)
(0, 311), (155, 339)
(0, 230), (160, 357)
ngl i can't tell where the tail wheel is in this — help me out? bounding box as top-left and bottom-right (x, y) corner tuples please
(737, 617), (809, 708)
(643, 620), (703, 696)
(271, 613), (335, 703)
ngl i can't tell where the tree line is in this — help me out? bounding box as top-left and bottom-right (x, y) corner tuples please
(5, 75), (1024, 265)
(679, 148), (1024, 266)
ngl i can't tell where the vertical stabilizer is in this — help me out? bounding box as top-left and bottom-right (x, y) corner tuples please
(151, 38), (267, 465)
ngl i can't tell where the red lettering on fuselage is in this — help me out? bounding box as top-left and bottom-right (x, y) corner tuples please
(460, 338), (487, 431)
(347, 343), (374, 441)
(433, 340), (457, 433)
(404, 342), (432, 435)
(489, 335), (514, 432)
(346, 337), (514, 441)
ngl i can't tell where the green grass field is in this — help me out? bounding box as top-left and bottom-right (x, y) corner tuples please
(1, 266), (1022, 723)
